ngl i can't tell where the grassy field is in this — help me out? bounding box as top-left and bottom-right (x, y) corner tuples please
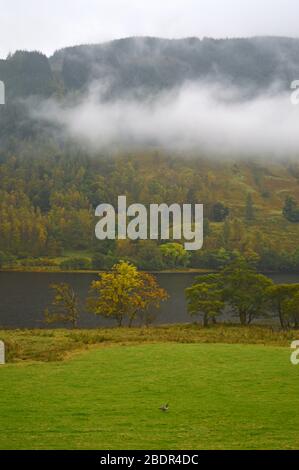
(0, 343), (298, 450)
(0, 328), (299, 450)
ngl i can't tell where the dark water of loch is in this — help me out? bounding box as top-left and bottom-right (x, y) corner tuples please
(0, 271), (298, 329)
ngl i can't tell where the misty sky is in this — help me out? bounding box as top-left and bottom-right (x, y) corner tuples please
(0, 0), (298, 58)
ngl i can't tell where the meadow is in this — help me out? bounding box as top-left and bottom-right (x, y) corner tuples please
(0, 325), (298, 450)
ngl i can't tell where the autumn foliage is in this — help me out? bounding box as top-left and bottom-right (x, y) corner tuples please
(87, 261), (168, 326)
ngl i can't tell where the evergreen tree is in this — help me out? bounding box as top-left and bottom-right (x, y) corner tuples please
(245, 193), (255, 222)
(283, 196), (299, 223)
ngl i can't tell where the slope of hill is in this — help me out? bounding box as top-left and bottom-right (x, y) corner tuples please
(0, 36), (299, 100)
(1, 37), (299, 271)
(50, 36), (299, 99)
(0, 149), (299, 272)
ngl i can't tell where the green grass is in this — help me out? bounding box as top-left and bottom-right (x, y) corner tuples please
(0, 342), (298, 450)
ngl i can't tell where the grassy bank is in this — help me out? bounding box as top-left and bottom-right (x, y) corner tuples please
(0, 266), (212, 274)
(1, 324), (298, 363)
(0, 342), (298, 450)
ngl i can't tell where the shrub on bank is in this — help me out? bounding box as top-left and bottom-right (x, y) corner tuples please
(60, 257), (92, 270)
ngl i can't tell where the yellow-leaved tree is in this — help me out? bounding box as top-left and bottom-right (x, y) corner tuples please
(87, 261), (168, 327)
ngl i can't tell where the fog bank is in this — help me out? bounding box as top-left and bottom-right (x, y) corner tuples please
(32, 81), (299, 157)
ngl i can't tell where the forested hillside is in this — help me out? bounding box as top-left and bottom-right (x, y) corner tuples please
(1, 37), (299, 272)
(1, 36), (299, 100)
(50, 36), (299, 98)
(1, 146), (299, 271)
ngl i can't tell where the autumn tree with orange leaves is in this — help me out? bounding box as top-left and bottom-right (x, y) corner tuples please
(87, 261), (168, 327)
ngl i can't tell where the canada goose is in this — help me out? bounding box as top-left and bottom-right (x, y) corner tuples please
(159, 403), (169, 412)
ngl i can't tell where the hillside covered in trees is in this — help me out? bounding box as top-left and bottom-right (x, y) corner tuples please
(1, 146), (299, 272)
(1, 37), (299, 272)
(1, 36), (299, 100)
